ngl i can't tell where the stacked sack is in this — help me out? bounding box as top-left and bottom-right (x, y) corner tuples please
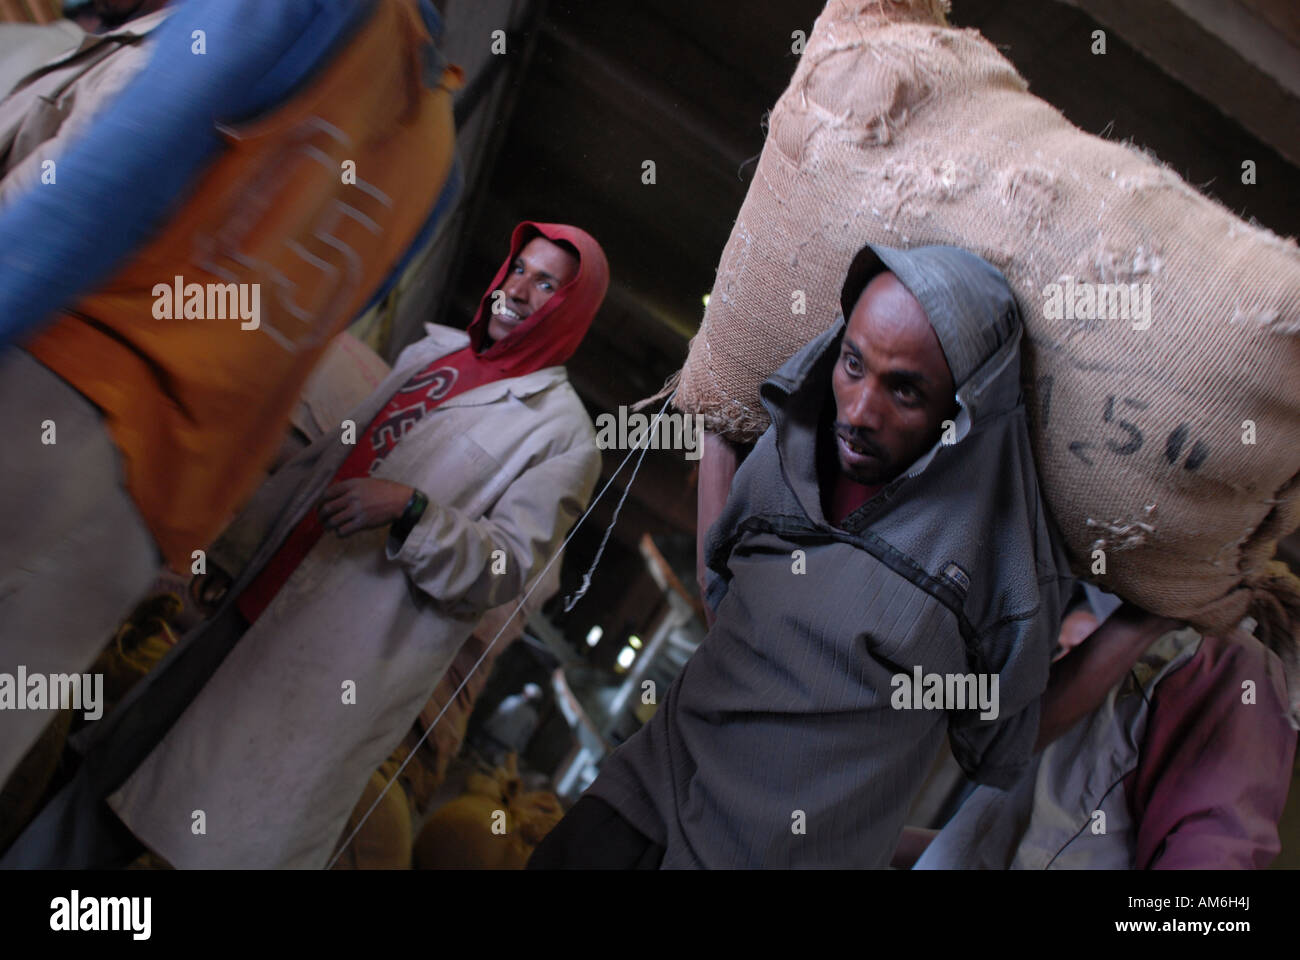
(669, 0), (1300, 715)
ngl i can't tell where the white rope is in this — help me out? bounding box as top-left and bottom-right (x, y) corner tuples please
(326, 391), (677, 867)
(561, 400), (667, 611)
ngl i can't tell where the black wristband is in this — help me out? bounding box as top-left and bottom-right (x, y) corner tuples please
(391, 489), (428, 545)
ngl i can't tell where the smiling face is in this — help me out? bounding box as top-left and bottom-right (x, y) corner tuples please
(487, 236), (579, 345)
(830, 271), (957, 485)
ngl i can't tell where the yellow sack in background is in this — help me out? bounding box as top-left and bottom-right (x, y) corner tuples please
(413, 756), (563, 870)
(331, 756), (413, 871)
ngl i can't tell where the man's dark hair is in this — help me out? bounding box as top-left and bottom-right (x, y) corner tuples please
(550, 238), (580, 264)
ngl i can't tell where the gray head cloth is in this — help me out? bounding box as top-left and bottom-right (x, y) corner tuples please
(818, 242), (1072, 792)
(839, 244), (1021, 387)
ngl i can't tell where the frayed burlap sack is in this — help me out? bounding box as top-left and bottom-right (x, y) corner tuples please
(670, 0), (1300, 716)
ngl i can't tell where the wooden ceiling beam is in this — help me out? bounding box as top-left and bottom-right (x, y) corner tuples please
(1054, 0), (1300, 165)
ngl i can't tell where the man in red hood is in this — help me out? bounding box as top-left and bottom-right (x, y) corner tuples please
(231, 224), (600, 603)
(5, 222), (609, 869)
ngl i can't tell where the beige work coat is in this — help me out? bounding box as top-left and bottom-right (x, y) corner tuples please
(108, 323), (601, 868)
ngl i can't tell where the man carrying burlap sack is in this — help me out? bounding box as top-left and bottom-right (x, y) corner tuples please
(676, 0), (1300, 713)
(532, 243), (1117, 868)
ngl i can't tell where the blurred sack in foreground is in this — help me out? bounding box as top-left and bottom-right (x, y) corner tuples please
(9, 0), (462, 569)
(671, 0), (1300, 710)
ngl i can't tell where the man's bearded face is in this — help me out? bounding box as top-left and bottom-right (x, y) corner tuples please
(829, 271), (957, 485)
(488, 237), (578, 344)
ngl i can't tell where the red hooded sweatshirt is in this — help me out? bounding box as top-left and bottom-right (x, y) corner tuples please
(237, 221), (609, 622)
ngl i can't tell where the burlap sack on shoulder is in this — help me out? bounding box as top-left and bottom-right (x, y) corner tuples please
(669, 0), (1300, 717)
